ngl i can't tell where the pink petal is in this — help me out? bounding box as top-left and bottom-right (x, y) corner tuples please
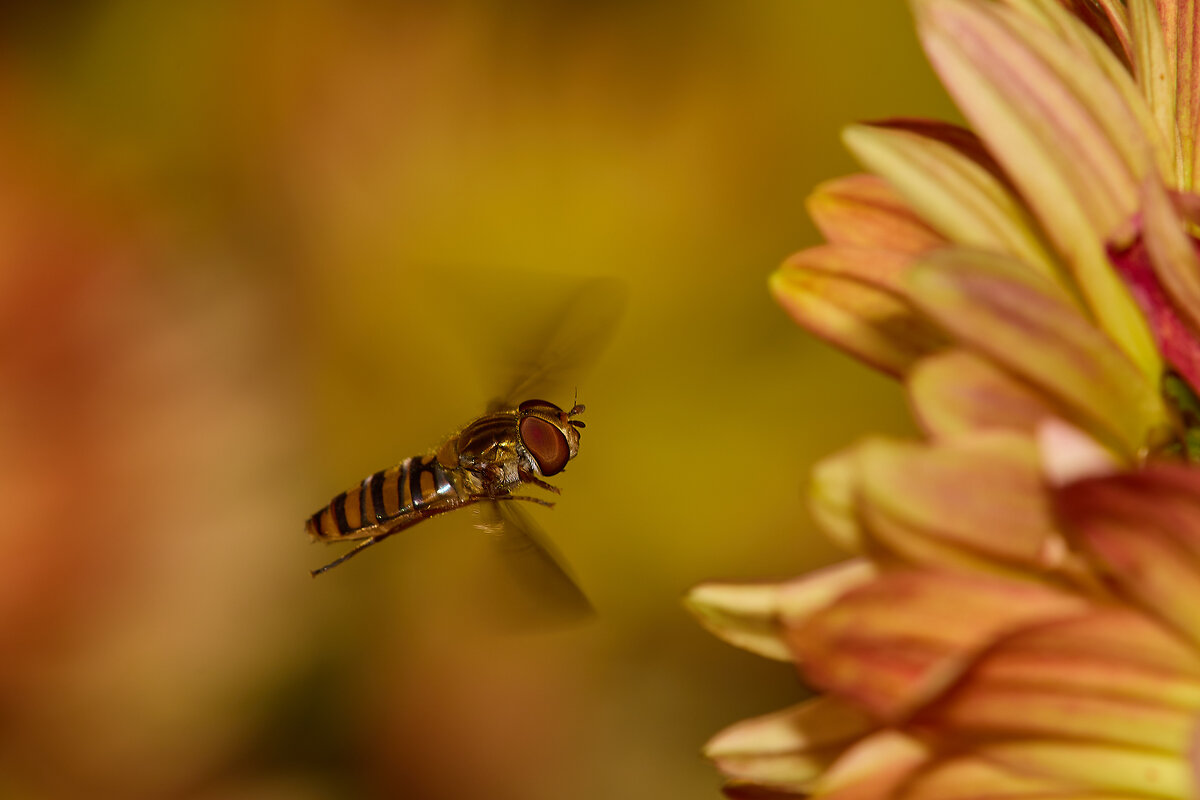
(790, 570), (1088, 721)
(1056, 464), (1200, 649)
(907, 349), (1060, 439)
(1107, 178), (1200, 394)
(807, 174), (945, 253)
(855, 435), (1062, 571)
(771, 248), (948, 377)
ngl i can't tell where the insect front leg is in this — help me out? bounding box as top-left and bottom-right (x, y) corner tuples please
(517, 469), (561, 495)
(472, 493), (556, 509)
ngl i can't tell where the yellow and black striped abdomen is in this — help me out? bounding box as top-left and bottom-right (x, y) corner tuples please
(307, 455), (461, 542)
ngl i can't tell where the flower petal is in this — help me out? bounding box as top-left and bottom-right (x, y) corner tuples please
(811, 731), (931, 798)
(855, 434), (1063, 571)
(905, 248), (1167, 456)
(907, 349), (1060, 439)
(809, 448), (864, 553)
(896, 753), (1083, 799)
(790, 570), (1089, 721)
(1059, 0), (1132, 65)
(1056, 464), (1200, 650)
(924, 683), (1198, 752)
(686, 561), (879, 662)
(972, 740), (1193, 796)
(705, 696), (876, 789)
(771, 249), (948, 376)
(1037, 418), (1122, 486)
(914, 0), (1162, 378)
(807, 174), (945, 253)
(1109, 177), (1200, 393)
(969, 612), (1200, 712)
(842, 122), (1063, 283)
(1156, 0), (1200, 187)
(1129, 0), (1180, 185)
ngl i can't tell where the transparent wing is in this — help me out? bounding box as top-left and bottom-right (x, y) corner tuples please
(449, 274), (625, 412)
(472, 500), (593, 628)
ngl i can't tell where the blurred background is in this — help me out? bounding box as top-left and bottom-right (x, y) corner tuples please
(0, 3), (955, 798)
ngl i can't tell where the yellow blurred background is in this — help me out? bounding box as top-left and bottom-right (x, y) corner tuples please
(0, 3), (955, 798)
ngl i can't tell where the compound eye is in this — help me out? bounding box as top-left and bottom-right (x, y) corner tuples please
(519, 399), (562, 414)
(519, 415), (570, 476)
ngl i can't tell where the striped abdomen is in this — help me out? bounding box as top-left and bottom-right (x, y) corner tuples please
(307, 455), (461, 541)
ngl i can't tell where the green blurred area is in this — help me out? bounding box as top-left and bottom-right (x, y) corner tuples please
(0, 3), (951, 798)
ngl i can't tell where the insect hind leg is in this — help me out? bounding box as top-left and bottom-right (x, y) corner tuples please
(310, 536), (386, 577)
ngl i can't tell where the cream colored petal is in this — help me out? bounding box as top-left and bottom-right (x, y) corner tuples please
(907, 349), (1060, 439)
(686, 560), (879, 662)
(809, 448), (864, 553)
(807, 174), (945, 253)
(914, 0), (1162, 380)
(905, 249), (1167, 457)
(705, 696), (876, 788)
(1037, 418), (1122, 486)
(843, 123), (1066, 285)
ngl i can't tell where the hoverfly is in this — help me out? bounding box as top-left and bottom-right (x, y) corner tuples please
(305, 276), (622, 618)
(306, 397), (586, 577)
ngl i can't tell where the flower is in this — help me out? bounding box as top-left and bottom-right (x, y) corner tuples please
(692, 1), (1200, 797)
(772, 0), (1200, 461)
(691, 464), (1200, 798)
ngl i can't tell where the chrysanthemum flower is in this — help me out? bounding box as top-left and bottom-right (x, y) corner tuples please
(693, 464), (1200, 799)
(774, 0), (1200, 460)
(692, 1), (1200, 797)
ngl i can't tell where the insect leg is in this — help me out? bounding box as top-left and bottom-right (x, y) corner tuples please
(475, 493), (556, 509)
(517, 471), (561, 495)
(310, 536), (387, 577)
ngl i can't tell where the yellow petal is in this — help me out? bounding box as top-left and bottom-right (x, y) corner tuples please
(974, 740), (1194, 796)
(905, 249), (1166, 457)
(842, 122), (1065, 284)
(914, 0), (1162, 379)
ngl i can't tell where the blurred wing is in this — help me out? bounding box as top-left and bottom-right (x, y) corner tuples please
(482, 276), (626, 411)
(473, 500), (593, 627)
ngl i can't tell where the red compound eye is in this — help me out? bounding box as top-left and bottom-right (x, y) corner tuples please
(519, 416), (569, 475)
